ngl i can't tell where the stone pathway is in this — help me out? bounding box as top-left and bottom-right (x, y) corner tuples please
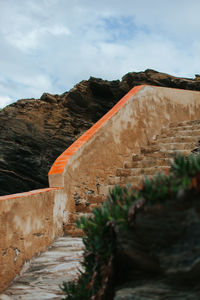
(0, 237), (84, 300)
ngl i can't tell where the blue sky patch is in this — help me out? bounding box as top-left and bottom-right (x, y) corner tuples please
(101, 16), (148, 43)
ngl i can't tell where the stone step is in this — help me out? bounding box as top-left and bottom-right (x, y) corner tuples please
(175, 124), (200, 130)
(75, 200), (91, 213)
(49, 237), (84, 250)
(116, 166), (170, 177)
(131, 154), (144, 162)
(156, 136), (200, 144)
(169, 119), (200, 127)
(158, 142), (198, 151)
(73, 212), (94, 222)
(160, 129), (200, 138)
(108, 175), (143, 186)
(124, 157), (172, 169)
(98, 183), (131, 196)
(138, 157), (172, 168)
(142, 166), (170, 176)
(116, 168), (142, 177)
(64, 224), (85, 237)
(141, 142), (197, 155)
(122, 155), (144, 168)
(165, 123), (200, 132)
(75, 200), (102, 213)
(141, 145), (159, 154)
(64, 212), (94, 236)
(144, 149), (191, 158)
(86, 194), (105, 203)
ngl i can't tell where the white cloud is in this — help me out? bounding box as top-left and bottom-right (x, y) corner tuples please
(46, 25), (71, 36)
(4, 24), (70, 52)
(0, 96), (12, 108)
(0, 0), (200, 108)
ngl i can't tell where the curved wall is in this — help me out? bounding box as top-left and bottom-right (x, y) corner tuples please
(0, 187), (66, 292)
(48, 85), (200, 216)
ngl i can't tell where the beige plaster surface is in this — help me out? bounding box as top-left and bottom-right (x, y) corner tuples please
(0, 188), (66, 292)
(49, 85), (200, 211)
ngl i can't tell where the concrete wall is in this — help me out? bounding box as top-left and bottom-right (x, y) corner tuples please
(49, 85), (200, 211)
(0, 187), (66, 292)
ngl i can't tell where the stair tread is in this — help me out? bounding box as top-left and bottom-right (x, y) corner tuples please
(160, 129), (200, 137)
(156, 137), (200, 145)
(117, 165), (169, 172)
(87, 194), (105, 203)
(169, 119), (200, 127)
(76, 201), (101, 213)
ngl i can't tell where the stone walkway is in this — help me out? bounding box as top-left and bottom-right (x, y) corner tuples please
(0, 237), (84, 300)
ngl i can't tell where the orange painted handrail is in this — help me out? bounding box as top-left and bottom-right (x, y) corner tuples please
(49, 85), (144, 175)
(0, 187), (63, 201)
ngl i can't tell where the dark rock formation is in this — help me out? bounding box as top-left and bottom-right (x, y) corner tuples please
(114, 194), (200, 299)
(0, 78), (124, 195)
(1, 69), (200, 196)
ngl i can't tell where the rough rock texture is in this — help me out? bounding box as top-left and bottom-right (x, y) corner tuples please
(114, 195), (200, 299)
(1, 69), (200, 195)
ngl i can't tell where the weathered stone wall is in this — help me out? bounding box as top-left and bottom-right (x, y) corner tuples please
(49, 85), (200, 213)
(0, 187), (66, 292)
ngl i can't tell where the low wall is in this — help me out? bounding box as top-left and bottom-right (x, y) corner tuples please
(0, 187), (66, 292)
(49, 85), (200, 210)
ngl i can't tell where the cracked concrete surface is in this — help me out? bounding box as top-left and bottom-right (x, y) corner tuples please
(0, 236), (84, 300)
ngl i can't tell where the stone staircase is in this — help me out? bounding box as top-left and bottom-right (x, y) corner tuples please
(64, 194), (105, 237)
(64, 119), (200, 237)
(1, 119), (200, 299)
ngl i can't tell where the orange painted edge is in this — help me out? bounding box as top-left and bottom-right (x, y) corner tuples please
(48, 85), (144, 176)
(0, 187), (63, 202)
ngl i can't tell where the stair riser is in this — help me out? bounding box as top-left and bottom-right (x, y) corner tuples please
(125, 158), (172, 169)
(160, 130), (200, 137)
(108, 175), (142, 186)
(141, 142), (197, 155)
(156, 136), (200, 143)
(69, 213), (94, 224)
(145, 150), (191, 158)
(117, 166), (170, 177)
(64, 224), (85, 237)
(141, 159), (172, 168)
(76, 202), (102, 213)
(76, 203), (90, 213)
(169, 120), (200, 127)
(162, 124), (200, 133)
(116, 168), (141, 177)
(87, 194), (105, 203)
(98, 183), (138, 196)
(141, 145), (159, 154)
(159, 142), (197, 151)
(141, 167), (170, 176)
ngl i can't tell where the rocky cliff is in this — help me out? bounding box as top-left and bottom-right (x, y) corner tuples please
(1, 69), (200, 196)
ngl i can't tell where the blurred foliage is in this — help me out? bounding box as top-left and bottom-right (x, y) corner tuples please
(61, 153), (200, 299)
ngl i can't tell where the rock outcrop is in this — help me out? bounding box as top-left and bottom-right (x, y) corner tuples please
(115, 193), (200, 299)
(1, 69), (200, 196)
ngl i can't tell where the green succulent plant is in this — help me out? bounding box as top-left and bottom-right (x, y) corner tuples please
(61, 153), (200, 299)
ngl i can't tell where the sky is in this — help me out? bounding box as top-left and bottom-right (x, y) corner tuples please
(0, 0), (200, 108)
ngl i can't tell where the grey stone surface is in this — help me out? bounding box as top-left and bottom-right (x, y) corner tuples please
(0, 237), (84, 300)
(114, 281), (199, 300)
